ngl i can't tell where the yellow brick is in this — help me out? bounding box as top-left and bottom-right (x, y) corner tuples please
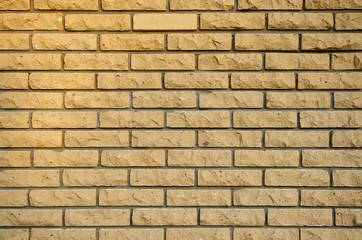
(235, 34), (298, 51)
(168, 150), (232, 167)
(303, 33), (362, 51)
(269, 209), (332, 226)
(301, 229), (362, 240)
(0, 229), (28, 240)
(167, 228), (230, 240)
(239, 0), (302, 9)
(65, 131), (129, 147)
(234, 189), (298, 206)
(167, 190), (231, 206)
(168, 33), (232, 50)
(102, 150), (165, 167)
(64, 53), (128, 70)
(65, 92), (129, 108)
(0, 170), (60, 187)
(231, 72), (295, 89)
(171, 0), (233, 10)
(0, 210), (62, 226)
(134, 14), (197, 31)
(0, 73), (28, 89)
(102, 0), (166, 10)
(33, 112), (97, 128)
(298, 72), (362, 89)
(0, 190), (28, 207)
(333, 170), (362, 187)
(301, 111), (362, 128)
(65, 209), (130, 226)
(0, 33), (29, 50)
(30, 73), (95, 90)
(0, 112), (29, 128)
(332, 53), (362, 70)
(201, 13), (265, 29)
(0, 0), (29, 10)
(301, 190), (362, 207)
(267, 92), (330, 108)
(336, 209), (362, 226)
(269, 13), (333, 30)
(100, 229), (163, 240)
(332, 131), (362, 147)
(31, 229), (96, 240)
(303, 150), (362, 167)
(199, 54), (262, 70)
(266, 131), (329, 147)
(234, 111), (297, 128)
(0, 151), (31, 167)
(30, 190), (96, 207)
(0, 92), (63, 109)
(266, 53), (330, 70)
(63, 169), (127, 186)
(0, 131), (62, 148)
(198, 170), (262, 186)
(335, 13), (362, 30)
(335, 92), (362, 108)
(167, 111), (230, 128)
(133, 91), (196, 108)
(131, 169), (194, 186)
(35, 0), (98, 10)
(165, 73), (228, 89)
(100, 111), (164, 128)
(33, 33), (97, 50)
(99, 189), (164, 206)
(132, 208), (197, 226)
(34, 150), (98, 167)
(199, 130), (262, 147)
(305, 0), (362, 9)
(235, 150), (299, 167)
(0, 13), (62, 30)
(132, 54), (195, 70)
(234, 228), (299, 240)
(200, 209), (265, 226)
(265, 169), (330, 186)
(132, 130), (195, 147)
(65, 14), (130, 31)
(101, 34), (164, 51)
(0, 54), (61, 70)
(98, 73), (161, 89)
(200, 92), (263, 108)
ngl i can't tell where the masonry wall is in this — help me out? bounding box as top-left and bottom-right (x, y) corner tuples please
(0, 0), (361, 239)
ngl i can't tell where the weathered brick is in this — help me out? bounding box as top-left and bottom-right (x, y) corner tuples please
(65, 131), (129, 147)
(102, 150), (165, 167)
(0, 73), (28, 89)
(234, 189), (298, 206)
(200, 209), (265, 226)
(32, 229), (96, 240)
(65, 14), (130, 31)
(269, 209), (333, 226)
(167, 228), (230, 240)
(131, 169), (194, 186)
(133, 91), (196, 108)
(30, 73), (95, 90)
(198, 170), (262, 186)
(102, 0), (166, 10)
(98, 73), (161, 89)
(199, 130), (261, 147)
(333, 170), (362, 187)
(302, 34), (362, 51)
(0, 190), (28, 207)
(101, 34), (164, 51)
(269, 13), (333, 30)
(305, 0), (362, 9)
(231, 72), (295, 89)
(64, 54), (128, 70)
(0, 170), (60, 187)
(0, 34), (29, 50)
(235, 150), (299, 167)
(267, 92), (330, 108)
(99, 229), (163, 240)
(167, 190), (231, 206)
(30, 189), (96, 206)
(0, 0), (29, 10)
(199, 54), (262, 70)
(335, 13), (362, 30)
(335, 92), (362, 108)
(301, 111), (362, 128)
(266, 53), (330, 70)
(100, 189), (164, 206)
(0, 131), (62, 148)
(165, 73), (228, 89)
(303, 150), (362, 167)
(65, 92), (129, 108)
(168, 150), (232, 167)
(0, 92), (63, 109)
(200, 92), (263, 108)
(134, 14), (197, 31)
(33, 33), (97, 50)
(265, 131), (329, 147)
(35, 0), (98, 10)
(171, 0), (233, 10)
(167, 111), (230, 128)
(63, 169), (127, 186)
(168, 33), (232, 50)
(34, 150), (98, 167)
(65, 209), (130, 226)
(0, 151), (31, 167)
(0, 13), (63, 30)
(0, 229), (28, 240)
(332, 131), (362, 147)
(33, 112), (97, 128)
(132, 130), (195, 147)
(336, 209), (362, 226)
(0, 54), (62, 70)
(234, 228), (299, 240)
(265, 169), (330, 186)
(0, 210), (62, 226)
(201, 13), (265, 30)
(100, 111), (163, 128)
(239, 0), (302, 9)
(234, 111), (297, 128)
(301, 229), (362, 240)
(332, 53), (362, 70)
(235, 34), (298, 51)
(133, 209), (197, 226)
(132, 54), (195, 70)
(298, 72), (362, 89)
(301, 190), (362, 207)
(0, 112), (29, 128)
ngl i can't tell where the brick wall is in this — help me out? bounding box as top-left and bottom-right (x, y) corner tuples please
(0, 0), (361, 239)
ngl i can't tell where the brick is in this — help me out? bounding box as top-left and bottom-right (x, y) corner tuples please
(65, 131), (129, 147)
(332, 131), (362, 147)
(335, 13), (362, 30)
(0, 54), (61, 70)
(0, 210), (62, 226)
(0, 73), (28, 89)
(0, 13), (62, 30)
(133, 91), (196, 108)
(267, 92), (330, 108)
(133, 209), (197, 226)
(0, 92), (63, 109)
(165, 73), (228, 89)
(132, 130), (195, 147)
(0, 131), (62, 148)
(301, 229), (362, 240)
(168, 33), (232, 50)
(134, 14), (197, 31)
(65, 14), (130, 31)
(65, 92), (129, 108)
(33, 112), (97, 128)
(198, 170), (262, 186)
(102, 0), (166, 10)
(234, 228), (299, 240)
(33, 33), (97, 50)
(167, 111), (230, 128)
(303, 34), (362, 51)
(167, 228), (230, 240)
(0, 112), (29, 128)
(0, 170), (59, 187)
(333, 170), (362, 187)
(0, 0), (29, 10)
(265, 169), (330, 186)
(239, 0), (302, 9)
(65, 209), (130, 226)
(171, 0), (233, 10)
(100, 111), (163, 128)
(65, 54), (128, 70)
(269, 13), (333, 30)
(301, 111), (361, 128)
(201, 13), (265, 30)
(305, 0), (362, 9)
(0, 34), (29, 50)
(63, 169), (127, 187)
(234, 189), (298, 206)
(235, 34), (298, 51)
(98, 73), (161, 89)
(167, 190), (231, 206)
(99, 189), (164, 206)
(31, 229), (96, 240)
(0, 229), (28, 240)
(199, 130), (262, 147)
(269, 209), (332, 226)
(168, 150), (232, 167)
(199, 54), (262, 70)
(332, 53), (362, 70)
(234, 111), (297, 128)
(0, 151), (31, 167)
(30, 189), (96, 207)
(102, 150), (165, 167)
(0, 190), (28, 207)
(235, 150), (299, 167)
(101, 34), (164, 51)
(34, 150), (98, 167)
(200, 92), (263, 108)
(266, 53), (330, 70)
(100, 229), (163, 240)
(301, 190), (362, 207)
(231, 72), (295, 89)
(35, 0), (98, 10)
(131, 169), (194, 186)
(200, 209), (265, 226)
(30, 73), (95, 90)
(336, 209), (362, 226)
(298, 72), (362, 89)
(132, 54), (195, 70)
(303, 150), (362, 167)
(335, 92), (362, 108)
